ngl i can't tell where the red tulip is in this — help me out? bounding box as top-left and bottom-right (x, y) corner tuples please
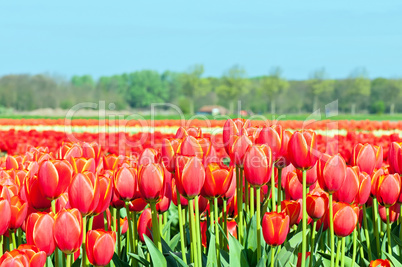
(202, 163), (234, 198)
(17, 244), (47, 267)
(175, 156), (205, 199)
(388, 142), (401, 174)
(369, 259), (391, 267)
(0, 198), (11, 235)
(25, 175), (52, 211)
(306, 192), (328, 220)
(161, 139), (181, 173)
(103, 155), (119, 171)
(262, 212), (290, 246)
(138, 148), (161, 165)
(379, 203), (400, 223)
(26, 213), (56, 256)
(243, 145), (273, 187)
(68, 172), (100, 216)
(222, 118), (251, 155)
(332, 202), (358, 237)
(281, 200), (302, 227)
(156, 169), (172, 213)
(113, 166), (139, 201)
(288, 130), (318, 170)
(178, 136), (203, 159)
(296, 163), (317, 187)
(0, 250), (30, 267)
(351, 143), (382, 175)
(172, 178), (188, 207)
(138, 163), (165, 201)
(86, 230), (117, 266)
(370, 167), (388, 197)
(175, 126), (202, 139)
(317, 154), (347, 194)
(37, 160), (73, 200)
(54, 209), (83, 254)
(333, 166), (359, 204)
(376, 173), (401, 207)
(137, 208), (153, 242)
(229, 134), (253, 167)
(9, 195), (28, 230)
(355, 171), (371, 205)
(297, 252), (311, 267)
(222, 169), (236, 200)
(93, 175), (113, 215)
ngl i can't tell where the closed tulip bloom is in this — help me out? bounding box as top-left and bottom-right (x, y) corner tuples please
(0, 198), (11, 235)
(255, 124), (284, 162)
(388, 142), (402, 174)
(68, 172), (100, 216)
(93, 175), (113, 215)
(103, 155), (119, 171)
(25, 176), (52, 211)
(355, 171), (372, 205)
(379, 203), (400, 223)
(333, 167), (359, 204)
(202, 163), (234, 198)
(222, 169), (236, 200)
(161, 139), (181, 173)
(26, 213), (56, 256)
(129, 198), (148, 213)
(229, 134), (253, 167)
(296, 162), (318, 187)
(351, 143), (382, 175)
(222, 118), (251, 155)
(72, 158), (95, 174)
(175, 126), (202, 139)
(137, 208), (153, 242)
(370, 167), (388, 197)
(17, 244), (47, 267)
(0, 250), (30, 267)
(138, 163), (165, 201)
(172, 178), (188, 207)
(54, 209), (83, 254)
(369, 259), (391, 267)
(317, 154), (347, 194)
(332, 202), (358, 237)
(281, 200), (302, 227)
(86, 230), (117, 267)
(243, 145), (273, 187)
(156, 169), (172, 213)
(178, 136), (203, 159)
(138, 148), (161, 166)
(288, 130), (318, 170)
(306, 192), (328, 220)
(9, 195), (28, 230)
(285, 171), (303, 200)
(376, 173), (401, 207)
(262, 212), (290, 246)
(113, 166), (139, 201)
(37, 160), (73, 200)
(175, 156), (205, 199)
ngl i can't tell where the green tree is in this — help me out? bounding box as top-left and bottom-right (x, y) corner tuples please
(259, 67), (289, 114)
(216, 65), (249, 113)
(308, 68), (334, 111)
(180, 64), (210, 114)
(346, 68), (371, 114)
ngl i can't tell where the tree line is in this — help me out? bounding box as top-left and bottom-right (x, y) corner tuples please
(0, 65), (401, 115)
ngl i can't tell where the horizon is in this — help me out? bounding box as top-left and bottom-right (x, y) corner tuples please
(1, 0), (402, 80)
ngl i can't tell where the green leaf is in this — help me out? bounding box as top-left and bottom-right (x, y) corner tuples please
(168, 233), (181, 252)
(317, 251), (358, 267)
(220, 250), (230, 267)
(392, 232), (402, 247)
(276, 229), (309, 266)
(71, 258), (81, 267)
(244, 214), (259, 266)
(384, 251), (402, 267)
(169, 252), (189, 267)
(128, 253), (151, 267)
(144, 235), (167, 267)
(112, 253), (131, 267)
(206, 233), (217, 267)
(228, 233), (249, 267)
(256, 249), (267, 267)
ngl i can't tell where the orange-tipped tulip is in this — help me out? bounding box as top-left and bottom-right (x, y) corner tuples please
(0, 198), (11, 235)
(229, 134), (253, 167)
(351, 143), (382, 175)
(86, 230), (117, 267)
(332, 202), (358, 237)
(296, 162), (318, 187)
(355, 171), (371, 205)
(389, 142), (402, 174)
(37, 160), (73, 200)
(379, 203), (400, 223)
(161, 138), (181, 173)
(281, 200), (302, 227)
(333, 166), (359, 204)
(306, 191), (328, 220)
(93, 175), (113, 215)
(54, 209), (83, 254)
(376, 173), (401, 207)
(202, 163), (234, 198)
(9, 195), (28, 230)
(369, 259), (391, 267)
(178, 136), (203, 159)
(243, 145), (273, 187)
(113, 166), (139, 201)
(17, 244), (47, 267)
(175, 126), (202, 139)
(68, 172), (100, 216)
(26, 212), (56, 256)
(25, 175), (52, 211)
(317, 153), (347, 194)
(137, 208), (153, 243)
(138, 148), (161, 166)
(138, 163), (165, 201)
(175, 156), (205, 199)
(262, 212), (290, 246)
(288, 130), (318, 170)
(223, 118), (251, 155)
(0, 250), (30, 267)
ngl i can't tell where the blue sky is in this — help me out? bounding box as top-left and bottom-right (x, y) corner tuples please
(1, 0), (401, 80)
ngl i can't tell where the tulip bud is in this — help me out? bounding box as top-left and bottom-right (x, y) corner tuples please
(138, 163), (165, 201)
(138, 148), (161, 166)
(388, 142), (402, 174)
(202, 163), (234, 198)
(306, 192), (328, 221)
(37, 160), (73, 201)
(175, 156), (205, 199)
(137, 208), (153, 242)
(68, 172), (100, 216)
(376, 173), (401, 207)
(113, 166), (139, 201)
(25, 176), (52, 211)
(296, 163), (318, 187)
(54, 209), (83, 254)
(9, 195), (28, 230)
(0, 250), (30, 266)
(17, 244), (47, 267)
(86, 230), (117, 267)
(26, 213), (56, 256)
(223, 118), (251, 155)
(93, 175), (113, 216)
(243, 145), (273, 187)
(378, 203), (400, 223)
(0, 198), (11, 235)
(161, 139), (181, 173)
(351, 143), (382, 175)
(281, 200), (302, 227)
(262, 212), (290, 246)
(178, 136), (203, 159)
(355, 171), (371, 205)
(175, 126), (202, 139)
(229, 134), (252, 167)
(332, 202), (358, 237)
(317, 154), (347, 194)
(288, 130), (318, 170)
(333, 167), (359, 204)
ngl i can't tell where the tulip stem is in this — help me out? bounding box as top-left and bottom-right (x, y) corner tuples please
(55, 248), (59, 267)
(117, 209), (121, 257)
(150, 201), (162, 252)
(400, 210), (402, 258)
(356, 224), (365, 260)
(189, 199), (199, 267)
(239, 167), (244, 244)
(131, 211), (138, 267)
(66, 254), (71, 267)
(361, 204), (372, 261)
(245, 179), (249, 216)
(386, 207), (392, 255)
(52, 199), (56, 214)
(372, 198), (381, 258)
(104, 210), (108, 231)
(301, 169), (307, 267)
(159, 215), (163, 237)
(256, 187), (262, 259)
(223, 199), (228, 250)
(214, 197), (221, 267)
(270, 246), (276, 267)
(351, 228), (357, 266)
(277, 168), (282, 212)
(112, 207), (117, 232)
(271, 167), (276, 212)
(335, 238), (341, 267)
(82, 216), (87, 267)
(195, 196), (202, 267)
(0, 235), (3, 255)
(250, 187), (254, 218)
(236, 166), (240, 231)
(125, 202), (135, 257)
(10, 230), (16, 250)
(309, 220), (317, 267)
(340, 237), (345, 267)
(176, 191), (187, 264)
(329, 193), (335, 267)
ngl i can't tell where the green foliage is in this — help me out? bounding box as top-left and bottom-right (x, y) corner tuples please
(369, 100), (385, 114)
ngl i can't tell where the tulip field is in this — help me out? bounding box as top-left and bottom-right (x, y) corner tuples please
(2, 118), (402, 267)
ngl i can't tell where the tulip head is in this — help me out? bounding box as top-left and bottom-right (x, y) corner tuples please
(262, 212), (290, 246)
(351, 143), (382, 175)
(288, 130), (318, 170)
(317, 154), (347, 194)
(38, 160), (73, 200)
(68, 172), (100, 216)
(26, 212), (56, 256)
(54, 209), (83, 254)
(369, 259), (391, 267)
(376, 173), (401, 207)
(113, 166), (139, 201)
(332, 202), (358, 237)
(202, 163), (233, 198)
(243, 145), (273, 187)
(175, 156), (205, 199)
(281, 200), (301, 227)
(138, 163), (165, 202)
(86, 230), (117, 267)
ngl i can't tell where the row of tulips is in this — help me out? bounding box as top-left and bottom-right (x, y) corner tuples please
(0, 118), (402, 131)
(0, 119), (400, 266)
